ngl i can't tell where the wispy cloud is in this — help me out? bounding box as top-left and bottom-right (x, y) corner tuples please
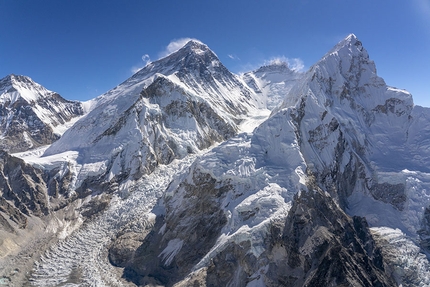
(130, 54), (151, 74)
(158, 38), (201, 58)
(130, 38), (202, 74)
(264, 56), (305, 72)
(228, 54), (240, 60)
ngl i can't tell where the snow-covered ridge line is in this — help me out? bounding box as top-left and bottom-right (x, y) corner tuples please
(3, 34), (430, 286)
(0, 74), (84, 153)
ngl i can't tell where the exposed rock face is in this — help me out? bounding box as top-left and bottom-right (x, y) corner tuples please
(115, 173), (396, 286)
(0, 150), (77, 232)
(117, 168), (229, 286)
(4, 35), (430, 286)
(264, 189), (395, 287)
(44, 40), (259, 185)
(0, 74), (84, 152)
(111, 35), (427, 286)
(0, 150), (49, 224)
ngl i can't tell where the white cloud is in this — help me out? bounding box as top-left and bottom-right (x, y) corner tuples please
(228, 54), (240, 60)
(264, 56), (305, 72)
(141, 54), (151, 65)
(130, 54), (151, 74)
(158, 38), (201, 58)
(288, 58), (305, 72)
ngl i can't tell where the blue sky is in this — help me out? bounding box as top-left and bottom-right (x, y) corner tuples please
(1, 0), (429, 106)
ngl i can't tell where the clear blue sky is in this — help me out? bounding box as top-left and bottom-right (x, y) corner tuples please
(1, 0), (429, 106)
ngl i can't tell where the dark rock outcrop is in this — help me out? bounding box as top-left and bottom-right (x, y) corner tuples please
(264, 189), (395, 287)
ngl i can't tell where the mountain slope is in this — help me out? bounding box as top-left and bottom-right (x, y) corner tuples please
(42, 40), (263, 187)
(118, 34), (430, 286)
(241, 61), (303, 110)
(1, 40), (268, 286)
(3, 35), (430, 286)
(0, 75), (84, 152)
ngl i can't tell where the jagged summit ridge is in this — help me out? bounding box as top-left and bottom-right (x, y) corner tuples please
(0, 74), (53, 105)
(43, 39), (262, 187)
(5, 34), (430, 287)
(0, 74), (84, 152)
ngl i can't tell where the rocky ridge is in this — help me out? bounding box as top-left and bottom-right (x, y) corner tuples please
(1, 35), (430, 286)
(0, 75), (84, 153)
(114, 35), (430, 286)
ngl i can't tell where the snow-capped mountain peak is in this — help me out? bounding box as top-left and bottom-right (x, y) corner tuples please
(132, 39), (218, 79)
(0, 74), (84, 152)
(5, 35), (430, 287)
(43, 40), (263, 188)
(180, 39), (211, 55)
(0, 74), (52, 105)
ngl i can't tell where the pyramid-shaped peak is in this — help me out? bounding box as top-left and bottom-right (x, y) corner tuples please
(345, 33), (358, 42)
(340, 33), (361, 47)
(177, 39), (213, 56)
(327, 33), (364, 56)
(183, 39), (207, 48)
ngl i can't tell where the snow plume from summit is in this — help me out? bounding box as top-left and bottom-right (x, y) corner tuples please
(131, 38), (203, 74)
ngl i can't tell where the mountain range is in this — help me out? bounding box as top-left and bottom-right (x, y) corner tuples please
(1, 34), (430, 286)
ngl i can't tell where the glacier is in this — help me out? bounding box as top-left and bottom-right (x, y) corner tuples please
(0, 34), (430, 286)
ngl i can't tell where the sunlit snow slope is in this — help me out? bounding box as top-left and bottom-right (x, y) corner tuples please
(117, 34), (430, 286)
(2, 35), (430, 287)
(241, 61), (303, 110)
(42, 40), (264, 186)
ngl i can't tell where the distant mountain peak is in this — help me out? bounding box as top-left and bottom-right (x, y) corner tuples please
(1, 74), (38, 87)
(131, 40), (219, 81)
(325, 33), (364, 58)
(254, 60), (294, 74)
(0, 74), (51, 104)
(0, 74), (84, 152)
(182, 39), (208, 50)
(308, 33), (377, 87)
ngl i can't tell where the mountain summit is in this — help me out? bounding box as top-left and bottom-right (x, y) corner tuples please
(115, 34), (430, 286)
(0, 75), (83, 152)
(3, 35), (430, 286)
(43, 40), (263, 188)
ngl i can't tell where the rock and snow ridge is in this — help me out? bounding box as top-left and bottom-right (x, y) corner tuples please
(0, 40), (276, 286)
(241, 61), (303, 110)
(2, 35), (430, 286)
(116, 34), (430, 286)
(41, 39), (266, 189)
(0, 74), (84, 152)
